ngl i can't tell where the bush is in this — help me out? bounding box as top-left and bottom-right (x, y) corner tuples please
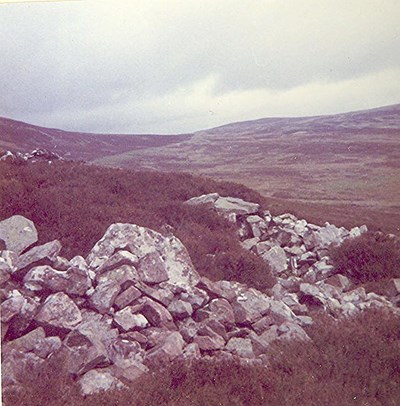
(0, 161), (274, 290)
(330, 232), (400, 283)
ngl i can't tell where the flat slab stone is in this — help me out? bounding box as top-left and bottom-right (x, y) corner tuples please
(16, 240), (62, 271)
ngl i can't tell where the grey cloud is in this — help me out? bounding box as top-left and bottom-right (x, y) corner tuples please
(0, 0), (399, 133)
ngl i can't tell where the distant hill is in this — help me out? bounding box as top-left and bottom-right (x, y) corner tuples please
(1, 104), (400, 221)
(0, 116), (191, 161)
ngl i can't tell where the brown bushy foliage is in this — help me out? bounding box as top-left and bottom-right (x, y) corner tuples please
(0, 161), (274, 290)
(3, 309), (399, 406)
(330, 232), (400, 283)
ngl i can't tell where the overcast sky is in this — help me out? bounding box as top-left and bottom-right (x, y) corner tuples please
(0, 0), (399, 134)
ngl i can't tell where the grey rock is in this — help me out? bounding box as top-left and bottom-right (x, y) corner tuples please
(35, 292), (82, 331)
(185, 193), (220, 207)
(23, 265), (91, 296)
(33, 336), (62, 359)
(114, 285), (142, 310)
(2, 349), (44, 388)
(181, 342), (201, 359)
(261, 246), (287, 275)
(180, 287), (209, 310)
(0, 215), (38, 255)
(16, 240), (61, 272)
(114, 307), (149, 332)
(193, 331), (225, 351)
(137, 252), (169, 284)
(196, 298), (235, 328)
(0, 294), (26, 322)
(89, 281), (121, 314)
(246, 215), (268, 238)
(325, 274), (352, 291)
(168, 299), (193, 320)
(141, 298), (175, 329)
(214, 196), (260, 216)
(241, 237), (260, 251)
(95, 264), (138, 287)
(278, 321), (310, 341)
(3, 327), (45, 353)
(79, 369), (125, 396)
(6, 296), (40, 338)
(87, 223), (200, 288)
(232, 289), (271, 325)
(249, 326), (279, 356)
(144, 331), (185, 366)
(96, 250), (139, 274)
(225, 337), (254, 358)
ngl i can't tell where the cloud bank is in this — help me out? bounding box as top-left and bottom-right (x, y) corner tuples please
(1, 0), (399, 133)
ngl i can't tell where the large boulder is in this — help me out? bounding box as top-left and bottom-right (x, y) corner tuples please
(0, 215), (38, 254)
(87, 223), (200, 288)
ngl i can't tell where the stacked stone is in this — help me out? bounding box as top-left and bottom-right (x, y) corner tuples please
(1, 205), (399, 396)
(185, 194), (400, 315)
(0, 215), (310, 396)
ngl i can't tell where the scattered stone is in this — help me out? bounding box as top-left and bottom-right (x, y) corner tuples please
(0, 204), (396, 395)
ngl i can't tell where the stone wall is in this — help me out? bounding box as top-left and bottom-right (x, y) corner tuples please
(1, 195), (399, 395)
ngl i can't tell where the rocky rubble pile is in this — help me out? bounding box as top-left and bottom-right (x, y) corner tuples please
(0, 148), (63, 164)
(1, 197), (399, 396)
(186, 193), (400, 314)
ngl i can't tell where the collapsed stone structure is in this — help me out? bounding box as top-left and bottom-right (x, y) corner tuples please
(0, 148), (63, 164)
(1, 196), (399, 396)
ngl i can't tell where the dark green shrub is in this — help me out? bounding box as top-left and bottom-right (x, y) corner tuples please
(330, 232), (400, 283)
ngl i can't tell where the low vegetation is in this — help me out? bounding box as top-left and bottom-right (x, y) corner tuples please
(330, 231), (400, 283)
(0, 160), (274, 290)
(2, 160), (399, 405)
(3, 308), (400, 406)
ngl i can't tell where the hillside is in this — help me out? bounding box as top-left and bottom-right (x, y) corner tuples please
(94, 104), (400, 214)
(1, 104), (400, 235)
(0, 116), (190, 162)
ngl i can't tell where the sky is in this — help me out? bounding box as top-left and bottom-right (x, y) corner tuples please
(0, 0), (399, 134)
